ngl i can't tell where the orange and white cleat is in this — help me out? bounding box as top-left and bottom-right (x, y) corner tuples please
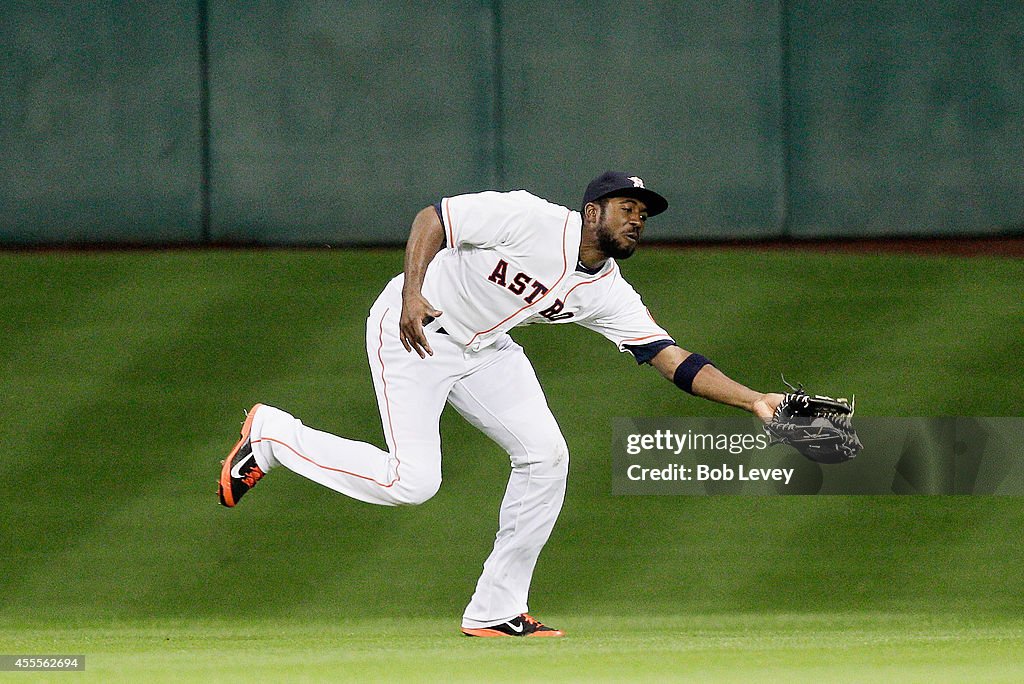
(461, 613), (564, 638)
(218, 404), (265, 507)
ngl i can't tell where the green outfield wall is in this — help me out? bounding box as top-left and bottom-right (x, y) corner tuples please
(2, 1), (1022, 244)
(785, 1), (1024, 237)
(0, 1), (204, 243)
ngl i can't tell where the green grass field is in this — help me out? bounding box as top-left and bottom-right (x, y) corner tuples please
(1, 248), (1022, 681)
(3, 614), (1024, 682)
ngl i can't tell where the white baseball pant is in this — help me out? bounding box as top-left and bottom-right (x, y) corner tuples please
(247, 279), (569, 628)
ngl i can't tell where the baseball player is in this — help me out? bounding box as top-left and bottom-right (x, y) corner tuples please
(218, 171), (783, 637)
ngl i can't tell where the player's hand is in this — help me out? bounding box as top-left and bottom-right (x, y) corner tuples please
(751, 392), (784, 423)
(399, 293), (442, 358)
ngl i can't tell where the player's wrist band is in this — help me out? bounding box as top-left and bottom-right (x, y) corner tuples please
(673, 353), (714, 395)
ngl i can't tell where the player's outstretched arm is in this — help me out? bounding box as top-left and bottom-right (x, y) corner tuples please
(649, 345), (782, 421)
(399, 206), (445, 358)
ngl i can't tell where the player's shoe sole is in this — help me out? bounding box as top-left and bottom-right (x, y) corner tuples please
(461, 613), (564, 638)
(218, 403), (265, 508)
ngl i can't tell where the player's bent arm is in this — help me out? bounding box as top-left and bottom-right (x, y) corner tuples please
(649, 345), (781, 421)
(402, 206), (446, 296)
(399, 206), (446, 357)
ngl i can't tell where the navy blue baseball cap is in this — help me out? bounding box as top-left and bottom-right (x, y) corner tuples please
(582, 171), (669, 217)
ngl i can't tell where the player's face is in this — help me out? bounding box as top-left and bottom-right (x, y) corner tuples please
(596, 197), (648, 260)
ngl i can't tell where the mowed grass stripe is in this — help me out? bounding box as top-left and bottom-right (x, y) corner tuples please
(1, 614), (1022, 682)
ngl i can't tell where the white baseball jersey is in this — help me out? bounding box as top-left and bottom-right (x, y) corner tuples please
(418, 190), (674, 357)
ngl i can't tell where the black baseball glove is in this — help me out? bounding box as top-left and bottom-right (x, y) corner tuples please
(764, 379), (862, 464)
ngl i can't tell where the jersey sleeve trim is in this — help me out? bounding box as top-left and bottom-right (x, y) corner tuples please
(620, 332), (672, 345)
(432, 201), (446, 246)
(623, 338), (677, 365)
(441, 197), (456, 247)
